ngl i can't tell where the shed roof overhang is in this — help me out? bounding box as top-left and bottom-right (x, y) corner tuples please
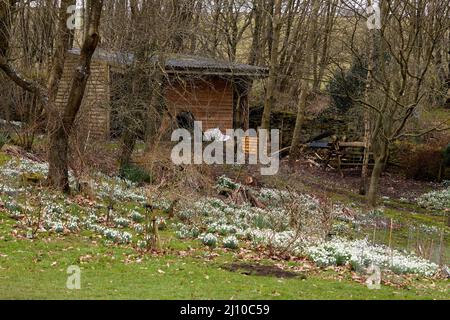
(68, 48), (269, 79)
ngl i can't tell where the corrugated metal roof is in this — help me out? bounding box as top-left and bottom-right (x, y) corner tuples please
(68, 48), (269, 77)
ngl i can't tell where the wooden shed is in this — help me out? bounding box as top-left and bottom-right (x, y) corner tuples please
(55, 49), (269, 141)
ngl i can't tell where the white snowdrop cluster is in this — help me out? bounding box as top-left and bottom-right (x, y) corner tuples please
(130, 211), (144, 223)
(173, 177), (442, 277)
(417, 188), (450, 214)
(113, 217), (131, 228)
(223, 235), (239, 249)
(201, 233), (218, 248)
(174, 223), (200, 239)
(305, 237), (439, 277)
(1, 158), (49, 177)
(84, 219), (133, 244)
(174, 191), (327, 253)
(0, 158), (139, 245)
(216, 175), (241, 190)
(258, 188), (294, 203)
(134, 224), (145, 234)
(0, 183), (27, 195)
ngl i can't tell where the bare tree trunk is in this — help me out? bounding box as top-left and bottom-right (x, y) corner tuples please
(290, 84), (308, 158)
(312, 0), (336, 93)
(143, 68), (165, 150)
(118, 0), (145, 171)
(360, 28), (377, 195)
(47, 0), (74, 102)
(368, 156), (385, 208)
(359, 110), (371, 195)
(261, 0), (281, 130)
(47, 0), (103, 192)
(119, 129), (137, 170)
(368, 141), (388, 208)
(248, 0), (263, 65)
(190, 1), (202, 54)
(170, 0), (194, 52)
(118, 61), (144, 171)
(290, 1), (320, 158)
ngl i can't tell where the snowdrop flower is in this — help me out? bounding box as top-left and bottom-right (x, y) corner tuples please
(114, 217), (131, 228)
(201, 233), (218, 248)
(305, 238), (439, 276)
(223, 236), (239, 249)
(417, 188), (450, 213)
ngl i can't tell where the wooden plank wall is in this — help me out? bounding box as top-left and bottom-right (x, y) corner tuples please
(55, 54), (110, 141)
(55, 58), (248, 140)
(165, 77), (234, 132)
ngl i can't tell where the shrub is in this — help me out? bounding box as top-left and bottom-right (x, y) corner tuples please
(399, 144), (444, 181)
(443, 144), (450, 167)
(0, 132), (9, 150)
(328, 58), (367, 113)
(120, 164), (152, 184)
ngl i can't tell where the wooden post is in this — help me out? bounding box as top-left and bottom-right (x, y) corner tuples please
(372, 223), (377, 245)
(151, 215), (161, 251)
(439, 229), (445, 266)
(388, 218), (393, 249)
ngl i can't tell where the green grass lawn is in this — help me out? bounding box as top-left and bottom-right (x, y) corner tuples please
(0, 213), (448, 300)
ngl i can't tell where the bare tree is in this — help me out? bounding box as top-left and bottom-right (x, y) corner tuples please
(338, 0), (450, 207)
(261, 0), (281, 130)
(0, 0), (47, 102)
(47, 0), (104, 192)
(290, 0), (321, 158)
(47, 0), (75, 103)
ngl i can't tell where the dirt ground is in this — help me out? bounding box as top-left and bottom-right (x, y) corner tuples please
(222, 158), (443, 204)
(284, 159), (441, 200)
